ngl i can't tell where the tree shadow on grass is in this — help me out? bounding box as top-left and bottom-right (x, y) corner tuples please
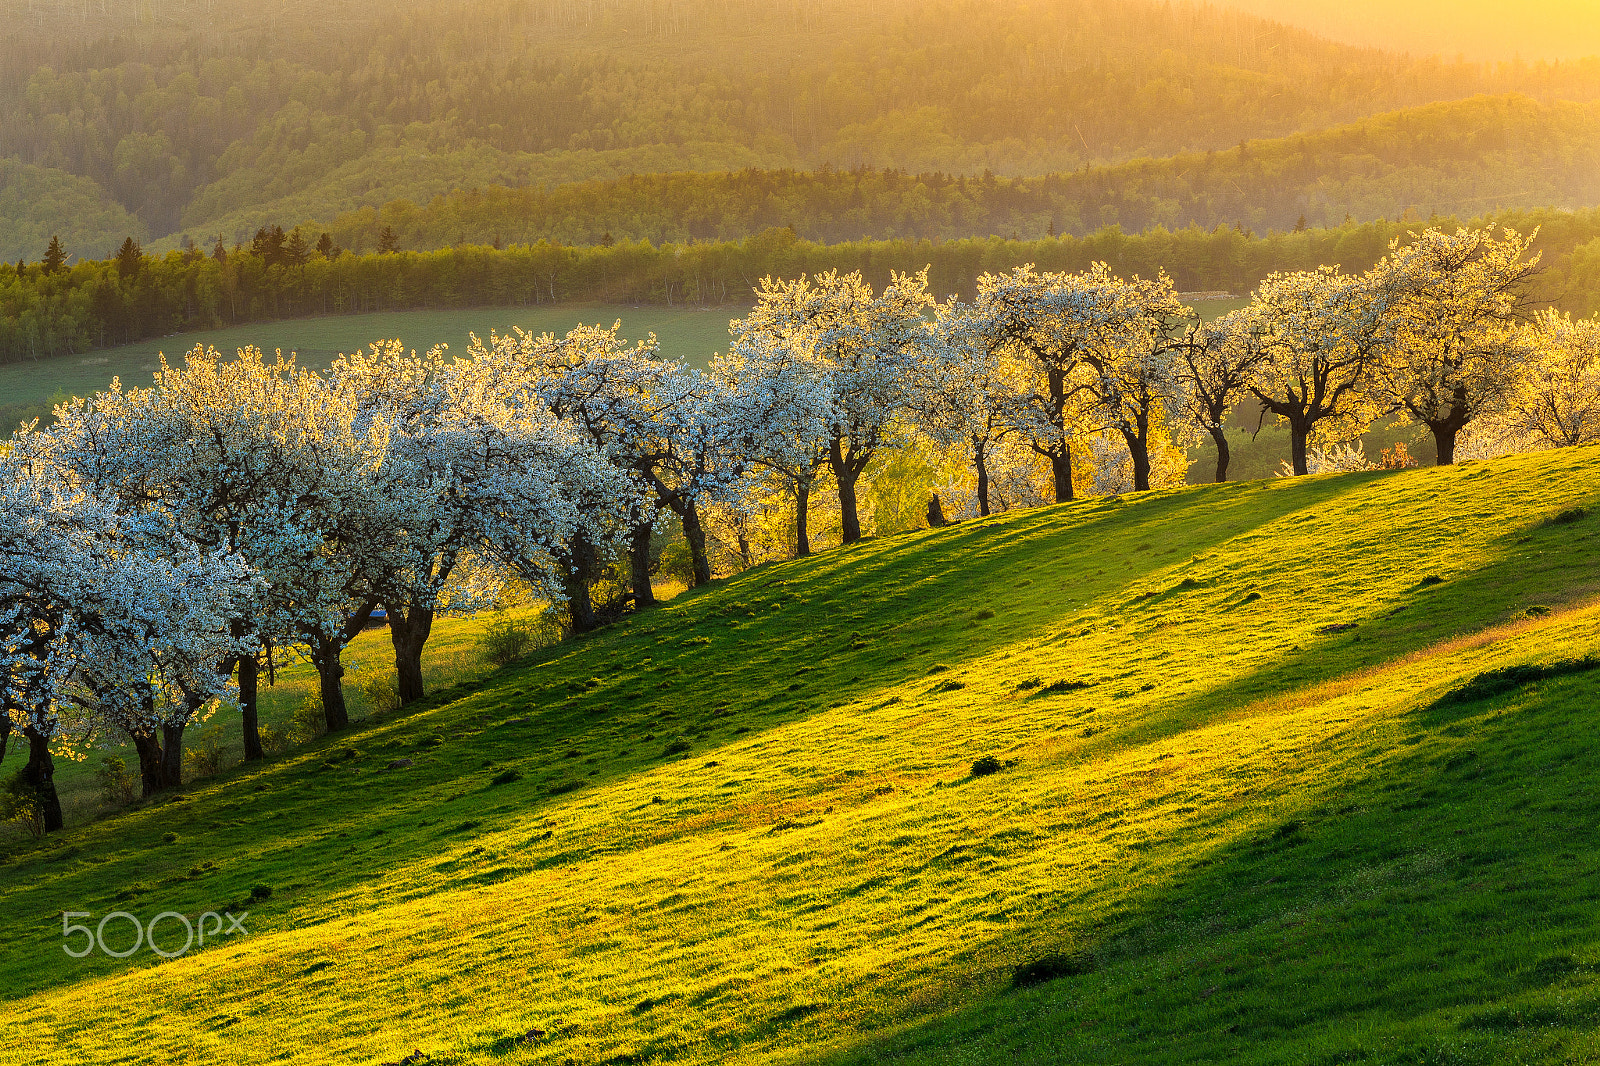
(0, 473), (1380, 1000)
(1078, 483), (1600, 760)
(0, 461), (1589, 1017)
(814, 662), (1600, 1065)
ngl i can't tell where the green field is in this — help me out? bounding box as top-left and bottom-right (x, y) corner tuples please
(0, 304), (740, 432)
(3, 445), (1599, 1065)
(0, 295), (1324, 485)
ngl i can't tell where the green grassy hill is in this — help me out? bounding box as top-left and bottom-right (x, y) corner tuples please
(3, 447), (1600, 1065)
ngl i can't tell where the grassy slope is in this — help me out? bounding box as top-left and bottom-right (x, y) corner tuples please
(2, 448), (1600, 1065)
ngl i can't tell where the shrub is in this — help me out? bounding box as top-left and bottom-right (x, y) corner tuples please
(1380, 442), (1418, 469)
(479, 612), (564, 666)
(480, 616), (535, 665)
(1041, 678), (1092, 694)
(184, 725), (227, 779)
(289, 695), (327, 743)
(359, 673), (401, 715)
(970, 755), (1005, 777)
(656, 536), (696, 585)
(96, 756), (137, 805)
(258, 725), (289, 755)
(0, 771), (45, 841)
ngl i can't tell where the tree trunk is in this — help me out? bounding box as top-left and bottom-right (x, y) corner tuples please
(794, 477), (811, 558)
(629, 522), (657, 609)
(1125, 429), (1151, 492)
(974, 441), (991, 517)
(1049, 445), (1074, 503)
(1429, 419), (1461, 466)
(131, 730), (168, 797)
(1290, 421), (1310, 476)
(927, 494), (948, 528)
(386, 605), (433, 704)
(828, 437), (872, 545)
(564, 568), (596, 634)
(238, 650), (263, 761)
(681, 501), (712, 587)
(161, 720), (187, 787)
(838, 470), (863, 544)
(23, 729), (63, 832)
(1209, 425), (1231, 483)
(734, 516), (753, 569)
(318, 649), (350, 733)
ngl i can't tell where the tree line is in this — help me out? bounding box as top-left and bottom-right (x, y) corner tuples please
(5, 225), (1599, 833)
(8, 208), (1600, 371)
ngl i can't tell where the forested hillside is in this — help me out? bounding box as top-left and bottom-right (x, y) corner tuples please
(4, 0), (1598, 259)
(315, 95), (1600, 251)
(10, 208), (1600, 367)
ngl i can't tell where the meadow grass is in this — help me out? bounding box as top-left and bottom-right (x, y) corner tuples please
(2, 447), (1599, 1065)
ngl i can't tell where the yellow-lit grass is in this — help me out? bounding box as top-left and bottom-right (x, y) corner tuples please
(3, 445), (1600, 1065)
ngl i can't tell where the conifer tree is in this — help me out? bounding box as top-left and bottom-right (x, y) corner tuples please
(42, 235), (66, 274)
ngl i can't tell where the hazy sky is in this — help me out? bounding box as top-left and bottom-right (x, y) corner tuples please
(1219, 0), (1600, 61)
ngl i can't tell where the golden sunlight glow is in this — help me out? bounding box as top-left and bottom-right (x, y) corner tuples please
(1222, 0), (1600, 61)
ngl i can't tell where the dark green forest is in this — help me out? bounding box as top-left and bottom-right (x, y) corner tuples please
(8, 208), (1600, 367)
(5, 0), (1600, 261)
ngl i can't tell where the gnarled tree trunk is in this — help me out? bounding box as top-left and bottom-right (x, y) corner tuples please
(131, 730), (170, 797)
(1289, 418), (1311, 476)
(312, 602), (376, 732)
(629, 522), (658, 609)
(386, 604), (434, 704)
(1049, 445), (1074, 503)
(1208, 425), (1231, 483)
(1426, 394), (1470, 466)
(1123, 427), (1152, 492)
(236, 644), (263, 761)
(680, 501), (712, 587)
(794, 477), (811, 558)
(23, 728), (63, 832)
(838, 473), (863, 544)
(973, 438), (991, 517)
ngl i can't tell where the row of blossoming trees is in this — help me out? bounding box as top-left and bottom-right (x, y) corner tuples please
(3, 226), (1598, 832)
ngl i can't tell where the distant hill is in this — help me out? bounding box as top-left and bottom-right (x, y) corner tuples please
(4, 0), (1598, 254)
(291, 95), (1600, 253)
(0, 160), (145, 266)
